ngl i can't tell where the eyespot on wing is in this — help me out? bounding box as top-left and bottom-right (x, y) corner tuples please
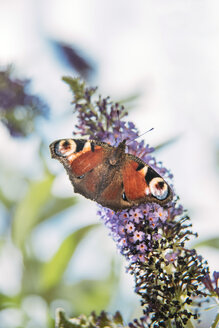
(51, 139), (77, 157)
(149, 177), (169, 200)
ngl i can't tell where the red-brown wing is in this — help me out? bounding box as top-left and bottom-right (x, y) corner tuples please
(122, 159), (172, 204)
(122, 161), (146, 200)
(101, 180), (122, 200)
(97, 171), (124, 211)
(49, 138), (110, 198)
(70, 147), (104, 176)
(49, 139), (106, 176)
(50, 138), (172, 210)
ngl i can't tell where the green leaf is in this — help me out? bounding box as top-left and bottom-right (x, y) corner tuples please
(12, 173), (77, 249)
(194, 237), (219, 249)
(46, 259), (121, 314)
(38, 196), (77, 222)
(64, 279), (113, 314)
(40, 224), (99, 291)
(41, 258), (120, 311)
(12, 173), (54, 248)
(0, 293), (20, 310)
(0, 188), (13, 209)
(21, 257), (44, 295)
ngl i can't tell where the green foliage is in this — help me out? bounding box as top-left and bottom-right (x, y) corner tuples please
(40, 224), (99, 291)
(60, 260), (119, 315)
(56, 308), (126, 328)
(0, 186), (13, 209)
(38, 196), (77, 223)
(0, 74), (127, 328)
(194, 237), (219, 249)
(0, 293), (20, 310)
(12, 173), (55, 248)
(0, 157), (118, 327)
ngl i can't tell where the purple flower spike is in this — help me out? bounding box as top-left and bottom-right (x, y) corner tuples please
(66, 78), (209, 328)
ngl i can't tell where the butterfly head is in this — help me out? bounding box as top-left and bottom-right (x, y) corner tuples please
(117, 139), (127, 150)
(109, 140), (127, 166)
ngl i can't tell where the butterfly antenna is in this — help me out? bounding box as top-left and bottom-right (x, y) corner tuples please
(127, 127), (154, 145)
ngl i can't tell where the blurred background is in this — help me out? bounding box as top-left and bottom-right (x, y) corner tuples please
(0, 1), (219, 327)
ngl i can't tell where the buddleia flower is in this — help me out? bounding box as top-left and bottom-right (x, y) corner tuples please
(63, 77), (215, 328)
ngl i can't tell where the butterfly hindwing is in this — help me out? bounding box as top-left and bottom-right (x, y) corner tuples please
(98, 170), (125, 210)
(122, 160), (146, 200)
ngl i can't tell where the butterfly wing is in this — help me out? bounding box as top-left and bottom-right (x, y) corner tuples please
(122, 155), (172, 207)
(50, 138), (128, 210)
(50, 139), (172, 211)
(50, 139), (108, 199)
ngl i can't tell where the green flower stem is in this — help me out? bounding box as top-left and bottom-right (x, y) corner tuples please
(186, 319), (195, 328)
(211, 311), (219, 328)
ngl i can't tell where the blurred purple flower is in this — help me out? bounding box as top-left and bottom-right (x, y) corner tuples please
(50, 40), (95, 79)
(0, 68), (49, 137)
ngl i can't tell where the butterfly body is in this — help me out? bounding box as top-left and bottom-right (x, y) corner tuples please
(49, 139), (173, 211)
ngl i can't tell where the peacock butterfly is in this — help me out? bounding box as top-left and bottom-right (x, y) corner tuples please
(49, 138), (173, 211)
